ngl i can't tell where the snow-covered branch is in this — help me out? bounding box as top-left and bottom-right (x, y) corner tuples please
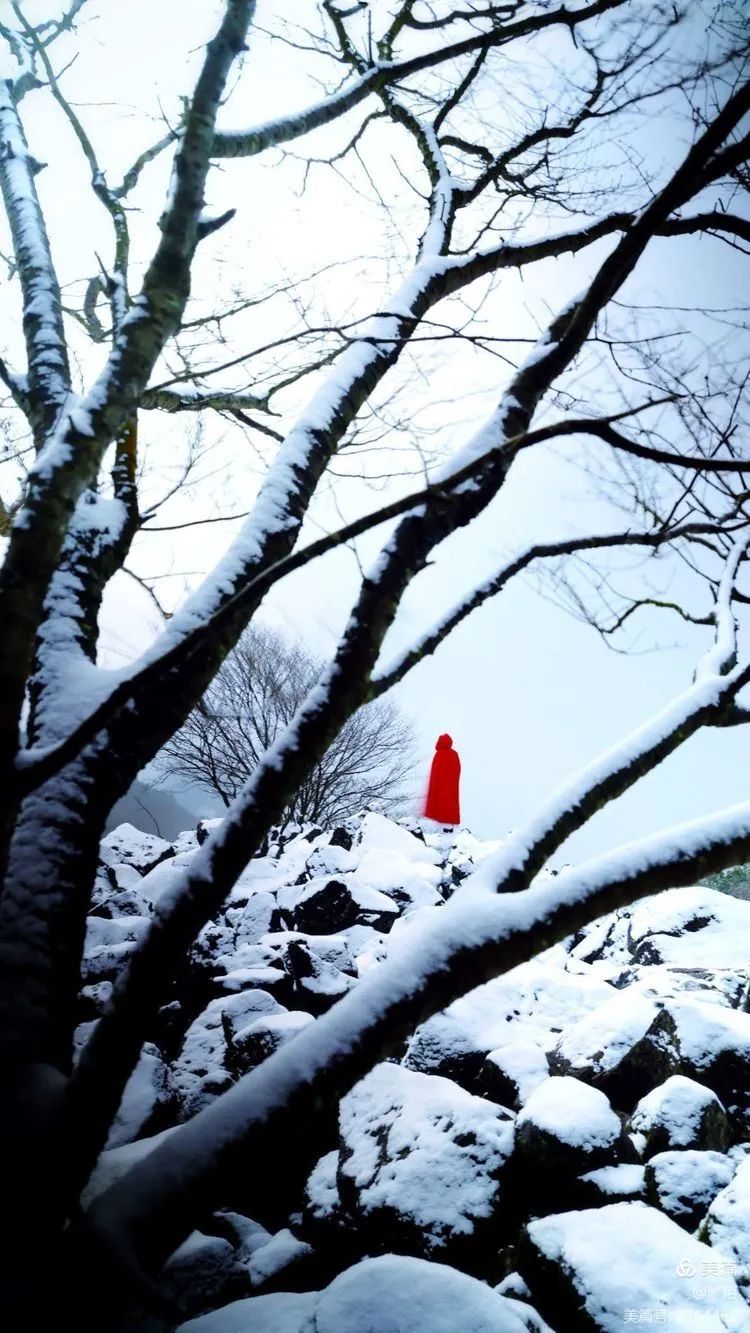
(210, 0), (626, 159)
(0, 78), (70, 441)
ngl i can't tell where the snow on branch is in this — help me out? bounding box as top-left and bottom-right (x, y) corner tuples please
(0, 0), (255, 788)
(210, 0), (627, 158)
(371, 511), (747, 695)
(0, 77), (70, 441)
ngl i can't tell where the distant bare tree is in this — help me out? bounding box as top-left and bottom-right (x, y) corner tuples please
(161, 624), (416, 825)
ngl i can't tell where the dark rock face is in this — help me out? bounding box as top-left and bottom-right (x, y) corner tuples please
(292, 878), (398, 934)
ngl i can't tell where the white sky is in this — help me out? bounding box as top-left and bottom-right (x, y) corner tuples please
(2, 0), (749, 860)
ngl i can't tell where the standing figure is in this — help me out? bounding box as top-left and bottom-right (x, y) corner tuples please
(424, 733), (461, 825)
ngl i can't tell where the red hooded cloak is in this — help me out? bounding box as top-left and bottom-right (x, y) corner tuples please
(424, 733), (461, 825)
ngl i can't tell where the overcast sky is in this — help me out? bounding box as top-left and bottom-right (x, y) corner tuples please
(3, 0), (749, 861)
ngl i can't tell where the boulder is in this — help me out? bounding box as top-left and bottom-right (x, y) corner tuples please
(175, 1254), (549, 1333)
(702, 1155), (750, 1298)
(100, 822), (174, 875)
(519, 1200), (748, 1331)
(173, 989), (285, 1113)
(645, 1149), (735, 1229)
(291, 877), (399, 934)
(105, 1042), (176, 1148)
(337, 1063), (515, 1273)
(551, 993), (679, 1110)
(230, 1010), (313, 1076)
(628, 1074), (730, 1158)
(162, 1230), (251, 1321)
(478, 1041), (550, 1110)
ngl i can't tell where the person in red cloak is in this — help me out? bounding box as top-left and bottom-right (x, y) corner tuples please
(423, 733), (461, 825)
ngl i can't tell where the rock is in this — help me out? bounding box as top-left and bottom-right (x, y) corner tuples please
(311, 1255), (551, 1333)
(478, 1041), (550, 1110)
(282, 940), (355, 1015)
(406, 962), (614, 1094)
(162, 1230), (251, 1320)
(173, 990), (285, 1113)
(263, 930), (356, 976)
(230, 1010), (314, 1076)
(645, 1149), (735, 1229)
(703, 1155), (750, 1297)
(519, 1201), (748, 1331)
(567, 887), (750, 974)
(670, 998), (750, 1131)
(290, 877), (399, 934)
(551, 993), (679, 1110)
(78, 980), (113, 1020)
(516, 1077), (629, 1167)
(628, 1074), (730, 1158)
(511, 1077), (635, 1215)
(100, 823), (174, 875)
(329, 826), (353, 851)
(404, 1010), (489, 1092)
(337, 1063), (515, 1272)
(106, 1042), (176, 1148)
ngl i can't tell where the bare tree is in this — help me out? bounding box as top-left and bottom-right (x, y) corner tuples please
(0, 1), (748, 1326)
(160, 623), (416, 824)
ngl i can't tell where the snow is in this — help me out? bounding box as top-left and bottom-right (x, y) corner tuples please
(178, 1290), (316, 1333)
(305, 1150), (341, 1222)
(580, 1163), (645, 1196)
(517, 1076), (621, 1151)
(247, 1229), (312, 1287)
(105, 1042), (171, 1149)
(339, 1063), (514, 1246)
(314, 1255), (551, 1333)
(631, 1076), (725, 1148)
(706, 1157), (750, 1281)
(526, 1202), (750, 1331)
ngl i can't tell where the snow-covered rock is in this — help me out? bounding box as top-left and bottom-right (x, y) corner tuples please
(100, 822), (174, 875)
(337, 1062), (515, 1265)
(231, 1010), (314, 1076)
(551, 991), (679, 1109)
(163, 1231), (251, 1320)
(629, 1074), (730, 1158)
(478, 1040), (550, 1110)
(704, 1156), (750, 1296)
(173, 990), (286, 1114)
(516, 1076), (626, 1165)
(246, 1228), (313, 1290)
(645, 1149), (735, 1229)
(105, 1042), (175, 1149)
(178, 1254), (551, 1333)
(290, 876), (399, 934)
(406, 961), (613, 1093)
(520, 1201), (750, 1330)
